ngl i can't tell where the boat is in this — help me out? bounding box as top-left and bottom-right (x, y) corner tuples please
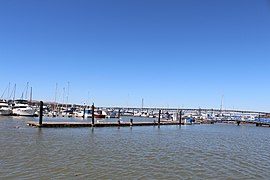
(75, 109), (107, 118)
(141, 112), (149, 118)
(94, 110), (106, 118)
(75, 109), (92, 118)
(134, 112), (142, 117)
(11, 100), (35, 116)
(0, 99), (12, 115)
(106, 111), (117, 118)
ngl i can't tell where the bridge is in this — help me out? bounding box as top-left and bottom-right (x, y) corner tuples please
(99, 106), (268, 115)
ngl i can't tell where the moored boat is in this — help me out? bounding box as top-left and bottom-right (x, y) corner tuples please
(94, 110), (106, 118)
(75, 109), (92, 118)
(0, 99), (12, 115)
(11, 100), (35, 116)
(75, 109), (107, 118)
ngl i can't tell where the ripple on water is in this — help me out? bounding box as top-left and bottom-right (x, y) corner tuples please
(1, 117), (270, 179)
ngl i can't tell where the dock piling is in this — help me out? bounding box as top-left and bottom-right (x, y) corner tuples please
(118, 109), (121, 118)
(39, 101), (43, 126)
(91, 104), (95, 125)
(83, 107), (86, 119)
(179, 110), (182, 126)
(158, 109), (161, 126)
(130, 118), (133, 126)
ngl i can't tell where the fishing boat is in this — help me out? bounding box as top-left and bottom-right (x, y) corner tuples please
(0, 99), (12, 115)
(11, 100), (35, 116)
(94, 110), (107, 118)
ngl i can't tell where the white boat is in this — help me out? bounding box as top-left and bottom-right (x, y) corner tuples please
(0, 99), (12, 115)
(75, 109), (107, 118)
(12, 100), (35, 116)
(75, 109), (92, 118)
(141, 112), (149, 118)
(134, 112), (141, 117)
(106, 111), (117, 118)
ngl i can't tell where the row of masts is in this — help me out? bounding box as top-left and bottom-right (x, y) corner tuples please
(2, 82), (71, 111)
(1, 82), (32, 102)
(53, 82), (70, 111)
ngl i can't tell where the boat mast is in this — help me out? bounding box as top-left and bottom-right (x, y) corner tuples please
(25, 82), (29, 100)
(7, 82), (10, 100)
(54, 83), (58, 111)
(220, 95), (224, 114)
(141, 98), (144, 111)
(62, 87), (65, 110)
(13, 84), (16, 100)
(87, 91), (90, 108)
(66, 81), (69, 110)
(1, 84), (8, 99)
(30, 87), (32, 103)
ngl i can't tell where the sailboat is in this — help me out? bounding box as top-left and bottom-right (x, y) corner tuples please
(0, 83), (12, 115)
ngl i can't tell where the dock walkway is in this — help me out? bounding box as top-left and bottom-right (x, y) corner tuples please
(27, 121), (182, 128)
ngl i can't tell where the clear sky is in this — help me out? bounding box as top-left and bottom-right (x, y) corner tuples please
(0, 0), (270, 111)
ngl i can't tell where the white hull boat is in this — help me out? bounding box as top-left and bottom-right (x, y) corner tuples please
(0, 99), (12, 115)
(12, 100), (35, 116)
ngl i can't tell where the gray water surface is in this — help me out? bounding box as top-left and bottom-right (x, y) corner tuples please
(1, 116), (270, 179)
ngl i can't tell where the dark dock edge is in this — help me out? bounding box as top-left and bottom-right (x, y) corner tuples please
(27, 121), (190, 128)
(256, 122), (270, 127)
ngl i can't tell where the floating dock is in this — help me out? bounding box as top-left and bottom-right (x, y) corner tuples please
(256, 122), (270, 127)
(27, 121), (183, 128)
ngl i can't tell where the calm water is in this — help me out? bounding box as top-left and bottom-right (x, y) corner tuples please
(1, 116), (270, 179)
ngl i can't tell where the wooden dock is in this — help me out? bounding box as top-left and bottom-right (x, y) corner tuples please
(27, 121), (183, 128)
(256, 122), (270, 127)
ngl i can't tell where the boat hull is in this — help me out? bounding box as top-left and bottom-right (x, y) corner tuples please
(94, 114), (106, 118)
(12, 108), (35, 116)
(0, 108), (12, 115)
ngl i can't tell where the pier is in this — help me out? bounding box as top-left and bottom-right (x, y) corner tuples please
(27, 121), (183, 128)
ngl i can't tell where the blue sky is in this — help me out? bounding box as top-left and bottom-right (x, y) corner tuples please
(0, 0), (270, 111)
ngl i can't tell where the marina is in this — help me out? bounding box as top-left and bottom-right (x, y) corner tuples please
(0, 99), (269, 128)
(1, 83), (269, 127)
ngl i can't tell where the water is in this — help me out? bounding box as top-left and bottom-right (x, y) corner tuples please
(1, 116), (270, 179)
